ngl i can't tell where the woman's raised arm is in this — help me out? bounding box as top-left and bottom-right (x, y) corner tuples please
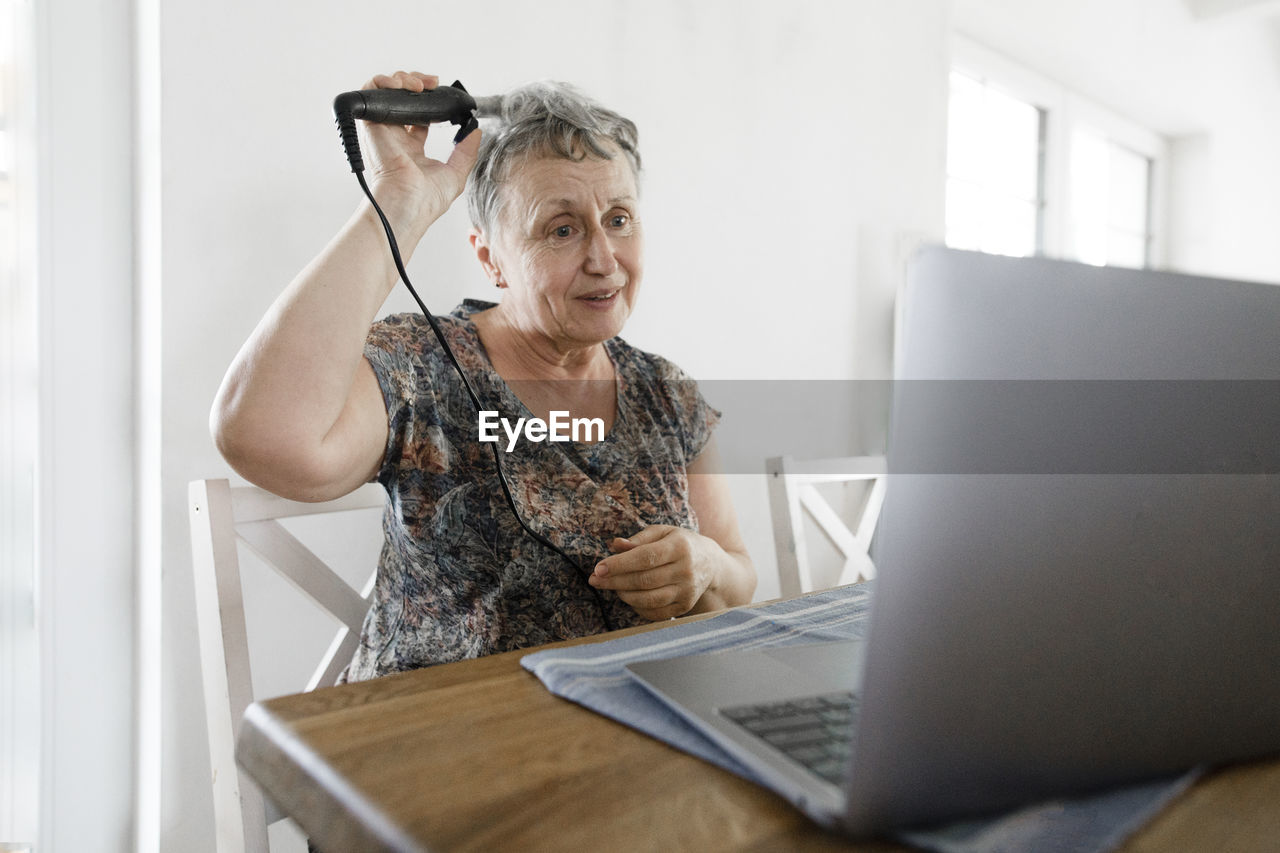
(210, 71), (480, 501)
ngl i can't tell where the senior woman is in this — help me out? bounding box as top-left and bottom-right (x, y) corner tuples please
(212, 71), (755, 680)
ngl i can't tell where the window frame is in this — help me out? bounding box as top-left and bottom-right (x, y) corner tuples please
(1064, 94), (1168, 268)
(948, 35), (1168, 269)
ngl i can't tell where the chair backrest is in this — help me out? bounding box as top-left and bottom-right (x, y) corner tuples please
(766, 456), (886, 597)
(188, 478), (385, 853)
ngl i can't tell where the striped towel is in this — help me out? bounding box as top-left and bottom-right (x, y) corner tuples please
(520, 585), (1197, 853)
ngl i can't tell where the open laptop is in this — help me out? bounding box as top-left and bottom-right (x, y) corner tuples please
(626, 246), (1280, 836)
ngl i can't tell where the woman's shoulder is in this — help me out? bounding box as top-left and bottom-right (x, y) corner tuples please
(607, 336), (695, 384)
(371, 304), (479, 334)
(608, 337), (712, 422)
(609, 336), (720, 459)
(367, 307), (477, 361)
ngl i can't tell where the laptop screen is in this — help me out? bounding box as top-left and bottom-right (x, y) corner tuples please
(846, 247), (1280, 830)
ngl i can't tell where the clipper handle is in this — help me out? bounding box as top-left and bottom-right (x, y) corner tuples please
(334, 80), (479, 171)
(333, 82), (477, 127)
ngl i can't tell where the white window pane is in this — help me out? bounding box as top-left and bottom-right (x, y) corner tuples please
(983, 89), (1041, 201)
(1069, 127), (1154, 267)
(947, 72), (986, 182)
(1070, 130), (1109, 223)
(980, 196), (1038, 258)
(945, 177), (984, 251)
(1107, 230), (1147, 269)
(1109, 145), (1150, 233)
(1072, 221), (1109, 266)
(946, 71), (1044, 257)
(1069, 129), (1110, 264)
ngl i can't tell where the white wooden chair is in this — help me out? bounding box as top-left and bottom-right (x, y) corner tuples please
(188, 478), (385, 853)
(766, 455), (887, 597)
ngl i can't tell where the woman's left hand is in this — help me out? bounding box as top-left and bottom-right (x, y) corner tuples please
(589, 526), (727, 621)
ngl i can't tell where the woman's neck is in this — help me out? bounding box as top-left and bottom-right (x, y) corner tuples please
(470, 304), (618, 436)
(472, 304), (614, 382)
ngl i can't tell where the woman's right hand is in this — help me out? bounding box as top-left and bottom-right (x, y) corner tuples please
(358, 71), (483, 234)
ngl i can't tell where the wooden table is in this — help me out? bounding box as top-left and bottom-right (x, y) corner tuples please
(237, 615), (1280, 852)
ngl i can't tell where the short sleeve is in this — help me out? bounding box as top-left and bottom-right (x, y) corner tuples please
(363, 313), (432, 486)
(653, 356), (721, 463)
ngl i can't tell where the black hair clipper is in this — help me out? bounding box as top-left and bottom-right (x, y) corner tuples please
(333, 79), (487, 172)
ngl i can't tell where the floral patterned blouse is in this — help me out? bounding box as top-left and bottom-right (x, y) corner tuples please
(342, 300), (719, 681)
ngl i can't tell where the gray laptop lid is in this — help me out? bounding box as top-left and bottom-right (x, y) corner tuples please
(844, 247), (1280, 832)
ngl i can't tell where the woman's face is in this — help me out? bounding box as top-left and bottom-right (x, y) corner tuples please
(481, 148), (643, 352)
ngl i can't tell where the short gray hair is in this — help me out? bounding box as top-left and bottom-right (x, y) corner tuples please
(466, 81), (642, 236)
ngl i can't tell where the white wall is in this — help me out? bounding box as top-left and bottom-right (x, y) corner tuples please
(156, 1), (948, 849)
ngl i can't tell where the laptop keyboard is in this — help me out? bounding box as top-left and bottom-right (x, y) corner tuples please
(720, 691), (860, 785)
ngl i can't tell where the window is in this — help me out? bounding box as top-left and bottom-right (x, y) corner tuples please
(946, 37), (1166, 269)
(946, 70), (1046, 258)
(1069, 129), (1154, 268)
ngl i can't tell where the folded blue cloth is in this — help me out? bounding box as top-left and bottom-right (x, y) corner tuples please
(521, 585), (1198, 853)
